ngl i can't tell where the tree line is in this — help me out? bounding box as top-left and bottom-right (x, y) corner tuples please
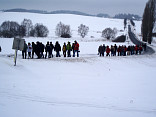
(0, 19), (49, 38)
(0, 19), (118, 40)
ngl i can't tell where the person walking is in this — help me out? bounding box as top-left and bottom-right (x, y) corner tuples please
(72, 43), (75, 57)
(62, 42), (67, 57)
(67, 41), (72, 57)
(54, 41), (61, 57)
(106, 46), (110, 56)
(111, 45), (115, 56)
(114, 44), (117, 56)
(45, 41), (51, 58)
(103, 44), (106, 56)
(27, 42), (32, 59)
(74, 41), (80, 57)
(117, 46), (121, 56)
(32, 42), (36, 59)
(40, 42), (45, 58)
(98, 45), (104, 56)
(50, 42), (54, 58)
(135, 45), (138, 55)
(22, 41), (28, 59)
(139, 45), (143, 54)
(127, 46), (131, 55)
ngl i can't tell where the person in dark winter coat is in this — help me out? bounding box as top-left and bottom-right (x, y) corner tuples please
(139, 45), (143, 54)
(142, 43), (146, 51)
(66, 41), (72, 57)
(40, 42), (45, 58)
(114, 44), (117, 56)
(62, 42), (67, 57)
(0, 46), (1, 52)
(127, 46), (131, 55)
(124, 46), (127, 56)
(117, 46), (121, 56)
(36, 42), (41, 58)
(50, 42), (54, 58)
(54, 41), (61, 57)
(32, 42), (36, 59)
(98, 45), (104, 56)
(72, 43), (75, 57)
(103, 44), (106, 56)
(111, 45), (115, 56)
(121, 45), (124, 56)
(22, 41), (28, 59)
(131, 46), (135, 55)
(45, 41), (51, 58)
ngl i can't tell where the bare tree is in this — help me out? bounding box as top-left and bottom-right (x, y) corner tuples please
(113, 27), (118, 36)
(21, 19), (33, 37)
(55, 22), (71, 38)
(102, 28), (115, 40)
(0, 21), (20, 38)
(19, 25), (26, 37)
(31, 23), (49, 37)
(78, 24), (89, 38)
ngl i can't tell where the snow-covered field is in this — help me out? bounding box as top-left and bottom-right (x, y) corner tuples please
(0, 12), (156, 117)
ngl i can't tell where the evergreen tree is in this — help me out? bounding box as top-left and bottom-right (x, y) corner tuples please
(142, 0), (156, 44)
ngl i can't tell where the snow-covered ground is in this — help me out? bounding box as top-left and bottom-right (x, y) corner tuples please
(0, 12), (156, 117)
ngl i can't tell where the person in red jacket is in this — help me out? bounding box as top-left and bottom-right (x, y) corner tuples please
(73, 41), (80, 57)
(106, 46), (110, 56)
(135, 45), (138, 55)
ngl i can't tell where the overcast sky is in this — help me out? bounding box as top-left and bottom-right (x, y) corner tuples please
(0, 0), (148, 16)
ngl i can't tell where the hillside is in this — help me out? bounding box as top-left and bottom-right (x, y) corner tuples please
(0, 12), (141, 38)
(0, 12), (156, 117)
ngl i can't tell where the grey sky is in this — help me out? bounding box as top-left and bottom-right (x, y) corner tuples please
(0, 0), (148, 16)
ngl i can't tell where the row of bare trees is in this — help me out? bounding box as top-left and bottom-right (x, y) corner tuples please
(0, 19), (49, 38)
(0, 19), (117, 40)
(56, 22), (117, 40)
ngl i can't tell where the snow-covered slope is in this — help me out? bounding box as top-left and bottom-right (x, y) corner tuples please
(0, 12), (156, 117)
(0, 12), (141, 38)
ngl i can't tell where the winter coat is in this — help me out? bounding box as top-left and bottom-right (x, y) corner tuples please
(135, 46), (138, 51)
(106, 47), (110, 53)
(27, 45), (32, 52)
(55, 43), (61, 52)
(67, 43), (72, 51)
(139, 46), (143, 51)
(40, 43), (45, 52)
(74, 43), (79, 51)
(117, 47), (121, 52)
(72, 44), (75, 50)
(32, 43), (36, 52)
(50, 44), (54, 51)
(98, 46), (104, 53)
(45, 44), (51, 52)
(111, 47), (115, 52)
(62, 45), (67, 51)
(23, 43), (28, 51)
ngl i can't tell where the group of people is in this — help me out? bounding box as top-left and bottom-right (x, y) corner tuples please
(22, 40), (80, 59)
(98, 44), (147, 57)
